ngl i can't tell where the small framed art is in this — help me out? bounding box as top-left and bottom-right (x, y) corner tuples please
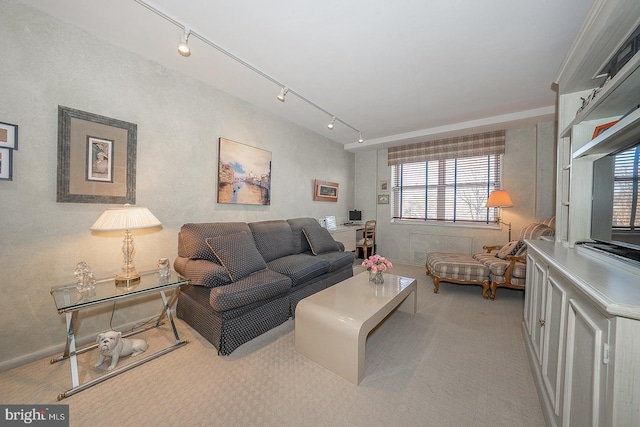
(314, 180), (339, 202)
(57, 106), (137, 204)
(378, 194), (389, 204)
(0, 121), (18, 149)
(0, 148), (13, 181)
(592, 121), (618, 139)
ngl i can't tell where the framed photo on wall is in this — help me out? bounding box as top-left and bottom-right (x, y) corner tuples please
(0, 121), (18, 149)
(0, 147), (13, 181)
(313, 180), (339, 202)
(57, 106), (137, 204)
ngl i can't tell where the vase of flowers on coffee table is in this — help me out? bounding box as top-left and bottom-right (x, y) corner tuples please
(362, 254), (393, 284)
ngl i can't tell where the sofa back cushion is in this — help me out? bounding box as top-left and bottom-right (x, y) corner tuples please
(519, 223), (555, 240)
(287, 217), (322, 253)
(302, 226), (340, 255)
(206, 231), (267, 281)
(248, 220), (294, 262)
(178, 222), (252, 262)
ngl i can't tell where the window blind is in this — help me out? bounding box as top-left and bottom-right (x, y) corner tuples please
(613, 146), (640, 230)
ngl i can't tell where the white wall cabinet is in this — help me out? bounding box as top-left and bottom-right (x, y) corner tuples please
(524, 241), (640, 427)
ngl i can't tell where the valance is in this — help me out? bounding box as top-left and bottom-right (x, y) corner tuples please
(387, 130), (505, 166)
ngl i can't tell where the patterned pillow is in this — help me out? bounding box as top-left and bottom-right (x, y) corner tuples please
(496, 240), (520, 259)
(205, 232), (267, 281)
(302, 226), (340, 255)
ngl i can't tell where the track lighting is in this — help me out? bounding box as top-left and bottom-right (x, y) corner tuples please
(276, 87), (289, 102)
(135, 0), (366, 142)
(177, 28), (191, 57)
(358, 132), (364, 143)
(327, 116), (336, 130)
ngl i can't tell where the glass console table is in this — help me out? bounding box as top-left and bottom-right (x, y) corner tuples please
(50, 270), (190, 400)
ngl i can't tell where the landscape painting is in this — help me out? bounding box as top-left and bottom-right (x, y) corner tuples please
(217, 138), (271, 205)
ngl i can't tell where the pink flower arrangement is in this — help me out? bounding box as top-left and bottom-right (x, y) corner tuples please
(361, 254), (393, 274)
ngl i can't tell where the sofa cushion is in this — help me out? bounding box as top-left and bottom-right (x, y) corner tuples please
(287, 217), (321, 253)
(266, 254), (330, 287)
(206, 232), (267, 281)
(315, 250), (356, 272)
(178, 222), (252, 262)
(474, 253), (526, 279)
(519, 222), (554, 240)
(495, 240), (525, 259)
(302, 226), (340, 255)
(249, 220), (294, 262)
(208, 269), (292, 311)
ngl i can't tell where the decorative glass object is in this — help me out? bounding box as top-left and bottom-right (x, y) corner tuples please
(369, 270), (384, 284)
(74, 262), (96, 293)
(157, 258), (171, 277)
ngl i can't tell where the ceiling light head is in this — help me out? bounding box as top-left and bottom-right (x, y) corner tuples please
(277, 87), (289, 102)
(177, 28), (191, 57)
(358, 132), (364, 143)
(327, 116), (336, 130)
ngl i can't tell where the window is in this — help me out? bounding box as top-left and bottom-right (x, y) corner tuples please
(612, 145), (640, 230)
(391, 154), (502, 223)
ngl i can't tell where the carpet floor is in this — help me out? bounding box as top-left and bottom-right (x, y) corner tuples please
(0, 264), (544, 427)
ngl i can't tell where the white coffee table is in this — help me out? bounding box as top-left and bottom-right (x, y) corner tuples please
(294, 271), (417, 384)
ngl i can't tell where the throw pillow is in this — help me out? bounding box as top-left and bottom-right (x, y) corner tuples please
(496, 240), (519, 259)
(511, 241), (526, 257)
(302, 226), (340, 255)
(205, 232), (267, 281)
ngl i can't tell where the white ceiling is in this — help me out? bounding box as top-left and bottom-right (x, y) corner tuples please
(20, 0), (594, 152)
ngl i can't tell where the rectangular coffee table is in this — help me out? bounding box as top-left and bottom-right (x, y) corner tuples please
(294, 271), (417, 384)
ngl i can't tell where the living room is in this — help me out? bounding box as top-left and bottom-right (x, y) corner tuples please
(2, 1), (640, 426)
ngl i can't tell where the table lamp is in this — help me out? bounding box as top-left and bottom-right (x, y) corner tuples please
(486, 190), (514, 241)
(91, 204), (161, 286)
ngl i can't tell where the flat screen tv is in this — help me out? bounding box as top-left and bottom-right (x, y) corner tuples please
(590, 142), (640, 260)
(348, 210), (362, 222)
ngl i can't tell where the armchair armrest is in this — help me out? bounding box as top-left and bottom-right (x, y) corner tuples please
(503, 255), (524, 284)
(483, 245), (502, 253)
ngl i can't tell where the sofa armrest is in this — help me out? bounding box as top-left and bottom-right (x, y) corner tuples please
(503, 255), (524, 283)
(173, 256), (231, 287)
(483, 245), (502, 253)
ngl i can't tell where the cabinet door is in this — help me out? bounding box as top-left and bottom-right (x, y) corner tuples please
(563, 298), (609, 427)
(530, 259), (548, 365)
(542, 274), (568, 416)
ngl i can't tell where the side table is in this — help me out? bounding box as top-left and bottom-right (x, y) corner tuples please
(50, 270), (190, 400)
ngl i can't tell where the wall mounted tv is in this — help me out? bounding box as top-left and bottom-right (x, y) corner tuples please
(590, 142), (640, 260)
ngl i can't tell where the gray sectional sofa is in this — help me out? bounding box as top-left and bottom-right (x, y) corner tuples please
(174, 217), (356, 355)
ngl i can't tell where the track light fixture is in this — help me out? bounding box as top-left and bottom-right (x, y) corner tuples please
(276, 87), (289, 102)
(327, 116), (336, 130)
(358, 132), (364, 143)
(177, 28), (191, 57)
(134, 0), (365, 142)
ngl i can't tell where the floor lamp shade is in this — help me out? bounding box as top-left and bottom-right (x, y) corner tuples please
(486, 190), (514, 241)
(91, 204), (161, 286)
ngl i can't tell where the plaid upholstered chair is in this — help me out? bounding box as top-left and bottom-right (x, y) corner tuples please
(473, 221), (555, 299)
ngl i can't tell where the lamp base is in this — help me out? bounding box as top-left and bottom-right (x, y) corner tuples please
(115, 274), (141, 287)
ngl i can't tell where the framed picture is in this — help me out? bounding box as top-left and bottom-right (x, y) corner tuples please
(0, 121), (18, 149)
(57, 106), (136, 203)
(592, 121), (618, 139)
(0, 147), (12, 181)
(314, 180), (339, 202)
(218, 138), (271, 205)
(377, 194), (389, 204)
(379, 180), (388, 191)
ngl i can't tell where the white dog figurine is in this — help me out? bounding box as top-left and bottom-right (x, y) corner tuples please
(95, 331), (148, 371)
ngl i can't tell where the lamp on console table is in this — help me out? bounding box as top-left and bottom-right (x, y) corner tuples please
(486, 190), (514, 241)
(91, 204), (161, 287)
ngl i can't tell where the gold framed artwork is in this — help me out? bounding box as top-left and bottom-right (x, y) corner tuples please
(313, 180), (339, 202)
(217, 138), (271, 205)
(592, 121), (618, 139)
(57, 106), (137, 203)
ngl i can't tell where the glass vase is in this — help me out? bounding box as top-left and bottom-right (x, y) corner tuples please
(369, 270), (384, 284)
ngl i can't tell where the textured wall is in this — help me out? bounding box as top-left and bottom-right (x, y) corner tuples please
(0, 2), (354, 368)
